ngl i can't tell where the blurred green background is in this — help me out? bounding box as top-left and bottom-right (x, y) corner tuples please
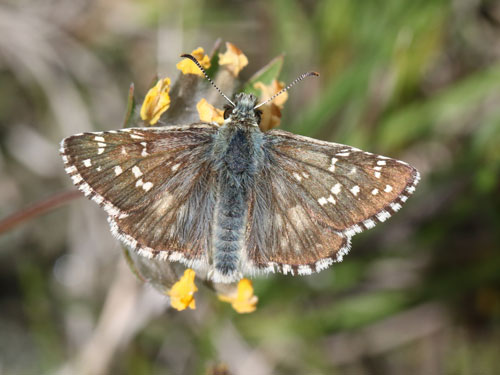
(1, 0), (500, 374)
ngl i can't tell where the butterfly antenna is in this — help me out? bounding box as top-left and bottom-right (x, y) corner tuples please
(254, 71), (319, 109)
(180, 54), (235, 106)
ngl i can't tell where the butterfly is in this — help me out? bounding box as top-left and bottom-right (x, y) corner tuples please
(60, 54), (419, 283)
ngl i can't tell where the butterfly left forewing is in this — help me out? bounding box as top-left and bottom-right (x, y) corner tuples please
(61, 124), (219, 267)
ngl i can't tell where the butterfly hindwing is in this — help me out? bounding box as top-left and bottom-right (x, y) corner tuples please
(61, 124), (219, 266)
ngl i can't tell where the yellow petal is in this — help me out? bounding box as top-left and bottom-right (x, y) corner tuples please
(140, 77), (171, 125)
(197, 98), (224, 125)
(253, 79), (288, 131)
(167, 269), (198, 311)
(253, 79), (288, 108)
(258, 103), (282, 132)
(218, 278), (258, 314)
(218, 42), (248, 77)
(176, 47), (211, 76)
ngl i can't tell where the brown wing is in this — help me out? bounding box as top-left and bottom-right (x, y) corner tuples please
(61, 124), (218, 268)
(243, 129), (419, 276)
(244, 160), (351, 276)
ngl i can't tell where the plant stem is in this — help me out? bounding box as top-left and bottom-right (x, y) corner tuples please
(0, 190), (82, 235)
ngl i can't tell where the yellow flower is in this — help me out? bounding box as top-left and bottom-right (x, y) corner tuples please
(197, 98), (224, 125)
(167, 269), (198, 311)
(176, 47), (211, 76)
(258, 103), (282, 132)
(140, 77), (171, 125)
(218, 278), (258, 313)
(218, 42), (248, 77)
(253, 79), (288, 131)
(253, 79), (288, 109)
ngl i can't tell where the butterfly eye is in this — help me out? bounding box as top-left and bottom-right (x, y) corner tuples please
(254, 109), (262, 124)
(223, 107), (233, 119)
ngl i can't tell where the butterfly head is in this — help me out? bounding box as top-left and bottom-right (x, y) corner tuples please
(180, 54), (319, 129)
(223, 93), (262, 127)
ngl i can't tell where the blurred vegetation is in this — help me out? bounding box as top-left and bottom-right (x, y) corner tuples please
(0, 0), (499, 374)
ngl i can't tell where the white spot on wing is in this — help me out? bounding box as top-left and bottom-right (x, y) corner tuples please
(376, 210), (391, 222)
(390, 202), (402, 211)
(331, 183), (342, 195)
(171, 163), (180, 172)
(328, 157), (338, 172)
(79, 182), (92, 196)
(71, 174), (82, 184)
(374, 171), (381, 178)
(94, 136), (105, 142)
(93, 195), (104, 204)
(384, 184), (393, 193)
(142, 181), (153, 191)
(350, 185), (360, 196)
(97, 148), (104, 155)
(140, 142), (149, 157)
(131, 134), (143, 140)
(327, 195), (336, 204)
(315, 258), (334, 272)
(336, 152), (350, 157)
(293, 172), (302, 181)
(282, 265), (293, 275)
(318, 197), (328, 206)
(363, 219), (376, 229)
(114, 166), (123, 176)
(97, 142), (106, 148)
(344, 224), (362, 237)
(135, 178), (143, 187)
(371, 188), (379, 195)
(377, 160), (387, 166)
(298, 265), (312, 275)
(132, 166), (143, 178)
(83, 159), (92, 167)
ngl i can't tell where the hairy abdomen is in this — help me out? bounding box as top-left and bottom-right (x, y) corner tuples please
(212, 127), (262, 281)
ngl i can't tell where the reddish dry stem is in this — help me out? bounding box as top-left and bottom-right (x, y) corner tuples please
(0, 189), (82, 235)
